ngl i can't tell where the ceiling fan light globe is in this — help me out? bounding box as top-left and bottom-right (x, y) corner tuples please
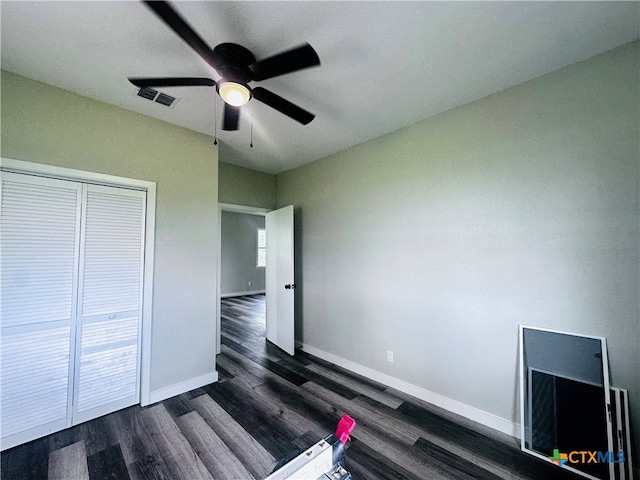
(219, 81), (251, 106)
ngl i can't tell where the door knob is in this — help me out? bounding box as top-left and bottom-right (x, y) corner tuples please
(284, 284), (297, 289)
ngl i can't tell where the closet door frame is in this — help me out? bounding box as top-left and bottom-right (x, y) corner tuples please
(0, 157), (156, 408)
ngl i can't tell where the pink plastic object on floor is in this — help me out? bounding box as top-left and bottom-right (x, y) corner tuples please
(335, 414), (356, 444)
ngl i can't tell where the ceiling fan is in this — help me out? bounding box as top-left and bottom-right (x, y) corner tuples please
(128, 0), (320, 131)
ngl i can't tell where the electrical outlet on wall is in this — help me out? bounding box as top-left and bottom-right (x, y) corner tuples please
(386, 350), (394, 363)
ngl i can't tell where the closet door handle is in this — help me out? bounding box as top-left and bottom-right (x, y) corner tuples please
(284, 284), (297, 290)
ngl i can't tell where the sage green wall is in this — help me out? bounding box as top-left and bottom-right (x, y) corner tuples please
(221, 211), (266, 296)
(1, 71), (219, 395)
(218, 157), (276, 209)
(276, 42), (640, 443)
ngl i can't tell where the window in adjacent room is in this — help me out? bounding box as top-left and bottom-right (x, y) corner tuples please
(257, 228), (266, 267)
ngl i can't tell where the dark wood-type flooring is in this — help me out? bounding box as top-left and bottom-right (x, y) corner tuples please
(1, 294), (585, 480)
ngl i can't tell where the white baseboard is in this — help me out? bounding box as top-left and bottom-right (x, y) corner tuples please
(299, 343), (519, 438)
(145, 371), (219, 406)
(221, 290), (265, 298)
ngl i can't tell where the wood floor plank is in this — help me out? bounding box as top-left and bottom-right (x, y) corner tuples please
(137, 404), (212, 480)
(222, 314), (264, 337)
(81, 414), (118, 457)
(106, 405), (170, 478)
(302, 381), (420, 446)
(0, 435), (49, 480)
(86, 443), (130, 480)
(351, 393), (543, 480)
(385, 384), (511, 438)
(216, 352), (269, 389)
(291, 364), (361, 400)
(347, 425), (453, 479)
(345, 439), (423, 480)
(219, 343), (288, 384)
(162, 392), (196, 419)
(297, 349), (387, 391)
(242, 381), (329, 441)
(47, 423), (84, 455)
(202, 380), (299, 460)
(215, 363), (235, 383)
(190, 393), (276, 480)
(47, 441), (89, 480)
(125, 457), (173, 480)
(184, 387), (207, 399)
(174, 411), (256, 480)
(221, 373), (330, 446)
(411, 436), (504, 480)
(219, 321), (262, 349)
(305, 362), (405, 409)
(254, 375), (342, 435)
(107, 403), (196, 479)
(221, 336), (310, 386)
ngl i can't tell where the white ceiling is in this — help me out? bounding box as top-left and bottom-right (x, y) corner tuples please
(2, 1), (638, 174)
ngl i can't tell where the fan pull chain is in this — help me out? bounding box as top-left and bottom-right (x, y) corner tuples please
(250, 107), (254, 148)
(213, 95), (218, 145)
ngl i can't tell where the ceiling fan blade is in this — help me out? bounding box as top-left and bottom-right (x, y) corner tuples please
(222, 104), (240, 131)
(143, 1), (221, 70)
(252, 87), (315, 125)
(128, 77), (215, 88)
(249, 43), (320, 81)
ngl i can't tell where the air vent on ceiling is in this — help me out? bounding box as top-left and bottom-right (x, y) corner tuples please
(136, 87), (177, 108)
(155, 92), (175, 107)
(137, 86), (157, 101)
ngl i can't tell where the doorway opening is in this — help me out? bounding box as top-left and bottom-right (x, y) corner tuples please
(217, 203), (270, 355)
(217, 203), (295, 357)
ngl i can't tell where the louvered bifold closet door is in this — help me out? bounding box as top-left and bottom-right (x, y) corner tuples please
(0, 173), (81, 450)
(73, 184), (146, 424)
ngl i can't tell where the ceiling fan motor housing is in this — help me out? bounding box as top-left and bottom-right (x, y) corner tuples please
(213, 43), (256, 85)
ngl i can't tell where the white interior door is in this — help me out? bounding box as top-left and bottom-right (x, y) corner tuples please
(265, 205), (295, 355)
(73, 184), (146, 423)
(1, 173), (82, 450)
